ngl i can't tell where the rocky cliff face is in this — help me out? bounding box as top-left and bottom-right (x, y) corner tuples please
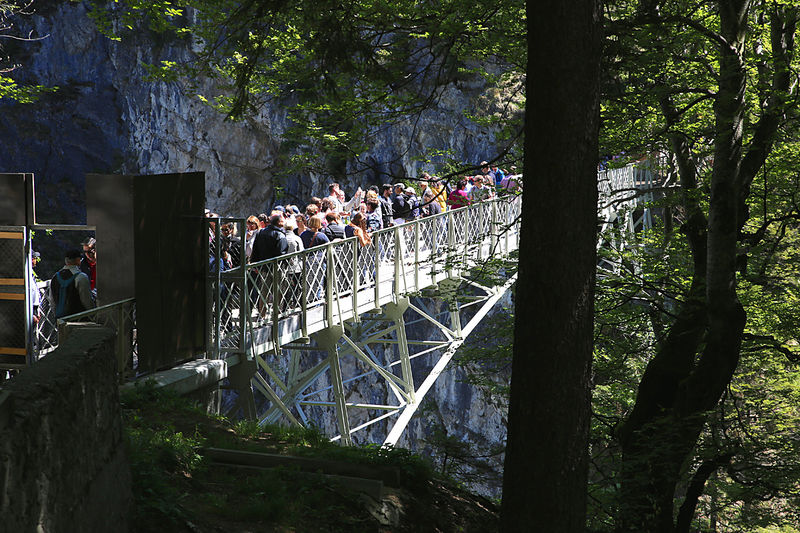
(2, 1), (513, 498)
(1, 2), (514, 219)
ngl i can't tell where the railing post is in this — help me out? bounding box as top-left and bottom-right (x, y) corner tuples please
(413, 221), (420, 291)
(239, 219), (249, 356)
(301, 254), (309, 339)
(393, 226), (402, 297)
(351, 238), (359, 321)
(214, 220), (222, 359)
(325, 244), (334, 325)
(205, 219), (215, 360)
(446, 210), (455, 278)
(430, 216), (439, 285)
(272, 262), (281, 349)
(491, 199), (499, 255)
(373, 234), (381, 309)
(505, 198), (511, 252)
(475, 204), (483, 262)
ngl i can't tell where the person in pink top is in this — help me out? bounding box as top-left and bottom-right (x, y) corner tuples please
(447, 179), (471, 209)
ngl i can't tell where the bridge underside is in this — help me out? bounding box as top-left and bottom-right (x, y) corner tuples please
(226, 272), (516, 446)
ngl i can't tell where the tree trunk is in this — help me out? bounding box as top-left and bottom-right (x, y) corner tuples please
(500, 1), (601, 531)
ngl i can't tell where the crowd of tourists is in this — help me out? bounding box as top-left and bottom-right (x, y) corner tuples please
(209, 161), (521, 268)
(34, 161), (520, 327)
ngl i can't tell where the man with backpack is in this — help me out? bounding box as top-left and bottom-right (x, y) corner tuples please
(49, 249), (94, 319)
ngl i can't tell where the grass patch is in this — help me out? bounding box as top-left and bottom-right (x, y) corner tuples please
(121, 381), (495, 532)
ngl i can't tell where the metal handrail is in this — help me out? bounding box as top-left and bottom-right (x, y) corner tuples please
(55, 298), (137, 382)
(56, 298), (135, 324)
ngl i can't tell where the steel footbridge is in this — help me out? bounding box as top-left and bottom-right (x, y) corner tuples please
(14, 158), (668, 446)
(207, 196), (521, 445)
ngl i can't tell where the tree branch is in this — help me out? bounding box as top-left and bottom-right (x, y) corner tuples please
(675, 453), (734, 533)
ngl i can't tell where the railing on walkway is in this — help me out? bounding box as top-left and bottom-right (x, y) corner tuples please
(57, 299), (137, 382)
(34, 287), (137, 381)
(597, 156), (672, 272)
(207, 194), (523, 359)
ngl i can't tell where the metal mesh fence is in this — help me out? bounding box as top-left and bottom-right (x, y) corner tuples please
(330, 240), (355, 297)
(303, 249), (327, 308)
(356, 240), (376, 291)
(35, 282), (58, 355)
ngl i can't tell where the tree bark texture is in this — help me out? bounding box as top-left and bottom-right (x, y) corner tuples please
(500, 1), (601, 531)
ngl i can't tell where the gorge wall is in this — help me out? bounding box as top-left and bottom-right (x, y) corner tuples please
(1, 1), (514, 220)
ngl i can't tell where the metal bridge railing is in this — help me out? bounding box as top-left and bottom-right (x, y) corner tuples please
(207, 194), (522, 358)
(34, 281), (59, 356)
(39, 296), (137, 381)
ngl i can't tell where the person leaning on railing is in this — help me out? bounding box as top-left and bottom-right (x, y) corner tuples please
(346, 212), (372, 247)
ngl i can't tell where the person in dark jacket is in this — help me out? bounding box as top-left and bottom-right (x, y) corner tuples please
(322, 213), (347, 241)
(250, 214), (289, 263)
(379, 184), (394, 228)
(250, 213), (289, 319)
(391, 184), (409, 225)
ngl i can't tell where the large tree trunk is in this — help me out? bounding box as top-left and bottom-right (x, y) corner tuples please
(500, 1), (601, 531)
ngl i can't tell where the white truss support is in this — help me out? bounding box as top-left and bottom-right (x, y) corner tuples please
(299, 401), (402, 411)
(255, 352), (288, 393)
(313, 325), (352, 446)
(253, 371), (302, 427)
(331, 409), (403, 442)
(407, 302), (457, 340)
(339, 334), (413, 403)
(363, 344), (405, 405)
(383, 273), (517, 446)
(259, 357), (331, 424)
(382, 297), (415, 401)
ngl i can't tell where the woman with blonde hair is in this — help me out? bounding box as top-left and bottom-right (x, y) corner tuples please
(245, 215), (259, 262)
(300, 214), (330, 249)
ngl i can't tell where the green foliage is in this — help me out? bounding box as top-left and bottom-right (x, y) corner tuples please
(87, 0), (525, 179)
(0, 3), (58, 102)
(121, 382), (449, 531)
(422, 424), (505, 490)
(0, 76), (57, 103)
(588, 206), (800, 530)
(122, 387), (205, 527)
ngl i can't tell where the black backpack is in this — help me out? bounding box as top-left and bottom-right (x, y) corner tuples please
(50, 269), (83, 318)
(323, 224), (346, 241)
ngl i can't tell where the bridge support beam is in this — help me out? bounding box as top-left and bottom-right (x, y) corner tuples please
(382, 297), (415, 402)
(312, 324), (352, 446)
(435, 278), (463, 338)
